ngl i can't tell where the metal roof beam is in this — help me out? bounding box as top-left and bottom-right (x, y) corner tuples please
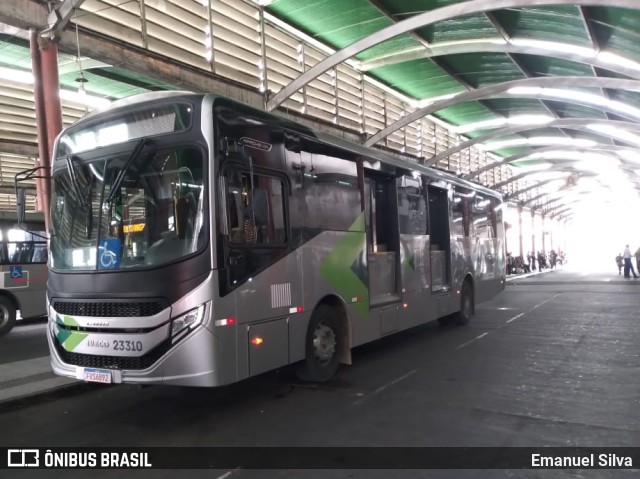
(0, 0), (266, 110)
(578, 7), (615, 125)
(43, 0), (85, 40)
(430, 119), (640, 165)
(504, 51), (565, 124)
(521, 191), (554, 207)
(578, 6), (600, 52)
(485, 12), (511, 42)
(266, 0), (640, 112)
(365, 76), (640, 147)
(367, 0), (476, 94)
(468, 144), (640, 181)
(358, 40), (640, 77)
(492, 164), (591, 190)
(0, 0), (46, 31)
(367, 0), (511, 123)
(506, 178), (562, 200)
(535, 195), (566, 211)
(552, 207), (574, 219)
(546, 202), (579, 217)
(484, 12), (563, 125)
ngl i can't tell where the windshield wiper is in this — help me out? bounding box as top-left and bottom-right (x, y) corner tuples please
(106, 138), (149, 204)
(65, 155), (86, 208)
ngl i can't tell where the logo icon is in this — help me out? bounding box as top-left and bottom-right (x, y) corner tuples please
(9, 266), (23, 281)
(98, 239), (121, 270)
(7, 449), (39, 467)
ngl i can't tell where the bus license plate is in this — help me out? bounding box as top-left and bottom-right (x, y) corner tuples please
(82, 368), (112, 384)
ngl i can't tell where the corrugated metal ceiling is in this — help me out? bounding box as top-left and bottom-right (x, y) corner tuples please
(0, 0), (640, 217)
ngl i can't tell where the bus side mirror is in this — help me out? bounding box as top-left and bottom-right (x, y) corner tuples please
(16, 187), (26, 225)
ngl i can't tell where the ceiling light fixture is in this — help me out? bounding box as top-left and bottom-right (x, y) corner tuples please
(509, 39), (597, 59)
(587, 124), (640, 147)
(480, 137), (596, 151)
(507, 87), (640, 121)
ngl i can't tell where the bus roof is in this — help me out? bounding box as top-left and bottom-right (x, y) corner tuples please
(72, 91), (502, 201)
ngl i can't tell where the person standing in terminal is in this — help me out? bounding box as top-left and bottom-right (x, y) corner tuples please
(635, 247), (640, 274)
(622, 245), (639, 278)
(616, 253), (623, 275)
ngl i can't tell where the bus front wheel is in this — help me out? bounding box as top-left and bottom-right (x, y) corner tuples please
(297, 305), (342, 382)
(0, 296), (17, 337)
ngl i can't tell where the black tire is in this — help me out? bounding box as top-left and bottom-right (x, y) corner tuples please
(455, 280), (474, 326)
(0, 296), (17, 337)
(296, 305), (342, 382)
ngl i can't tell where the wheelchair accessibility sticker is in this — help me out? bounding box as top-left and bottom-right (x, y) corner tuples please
(98, 239), (121, 270)
(10, 266), (23, 282)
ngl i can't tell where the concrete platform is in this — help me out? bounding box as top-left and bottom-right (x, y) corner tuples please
(0, 355), (80, 407)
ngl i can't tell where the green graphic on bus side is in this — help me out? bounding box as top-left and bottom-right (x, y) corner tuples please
(319, 212), (369, 317)
(56, 314), (88, 351)
(401, 241), (416, 273)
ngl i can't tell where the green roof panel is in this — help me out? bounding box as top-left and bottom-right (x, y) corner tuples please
(269, 0), (391, 49)
(514, 54), (595, 77)
(369, 59), (465, 99)
(492, 6), (592, 46)
(438, 53), (525, 88)
(588, 7), (640, 58)
(435, 102), (501, 127)
(481, 98), (551, 118)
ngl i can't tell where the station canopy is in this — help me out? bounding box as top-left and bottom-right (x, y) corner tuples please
(1, 0), (640, 219)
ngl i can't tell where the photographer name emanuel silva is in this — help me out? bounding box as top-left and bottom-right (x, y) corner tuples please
(532, 453), (633, 468)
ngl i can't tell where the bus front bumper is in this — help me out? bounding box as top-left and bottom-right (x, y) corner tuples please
(48, 324), (221, 387)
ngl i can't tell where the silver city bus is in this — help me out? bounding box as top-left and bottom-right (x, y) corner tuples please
(46, 92), (505, 386)
(0, 211), (48, 336)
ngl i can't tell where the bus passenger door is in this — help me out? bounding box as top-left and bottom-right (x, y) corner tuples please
(427, 185), (451, 292)
(364, 175), (401, 316)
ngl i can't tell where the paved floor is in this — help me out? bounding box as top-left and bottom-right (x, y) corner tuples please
(1, 266), (639, 478)
(0, 266), (558, 409)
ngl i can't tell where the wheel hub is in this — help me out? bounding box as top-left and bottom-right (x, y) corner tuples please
(313, 321), (336, 363)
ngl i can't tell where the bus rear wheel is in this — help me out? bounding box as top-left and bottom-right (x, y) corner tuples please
(0, 296), (17, 337)
(297, 305), (342, 382)
(455, 280), (474, 325)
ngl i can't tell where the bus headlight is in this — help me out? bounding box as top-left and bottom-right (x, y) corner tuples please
(171, 304), (206, 338)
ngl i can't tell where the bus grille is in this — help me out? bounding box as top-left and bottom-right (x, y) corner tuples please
(54, 339), (171, 370)
(52, 301), (164, 318)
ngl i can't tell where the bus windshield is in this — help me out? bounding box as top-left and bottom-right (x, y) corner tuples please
(50, 144), (206, 271)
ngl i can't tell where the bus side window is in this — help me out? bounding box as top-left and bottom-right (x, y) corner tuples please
(9, 243), (21, 263)
(21, 243), (35, 263)
(224, 170), (286, 246)
(0, 243), (7, 264)
(32, 244), (48, 263)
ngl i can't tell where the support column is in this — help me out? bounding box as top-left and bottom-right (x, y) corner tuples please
(541, 214), (546, 252)
(30, 32), (62, 233)
(531, 210), (536, 255)
(517, 205), (523, 258)
(30, 29), (46, 216)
